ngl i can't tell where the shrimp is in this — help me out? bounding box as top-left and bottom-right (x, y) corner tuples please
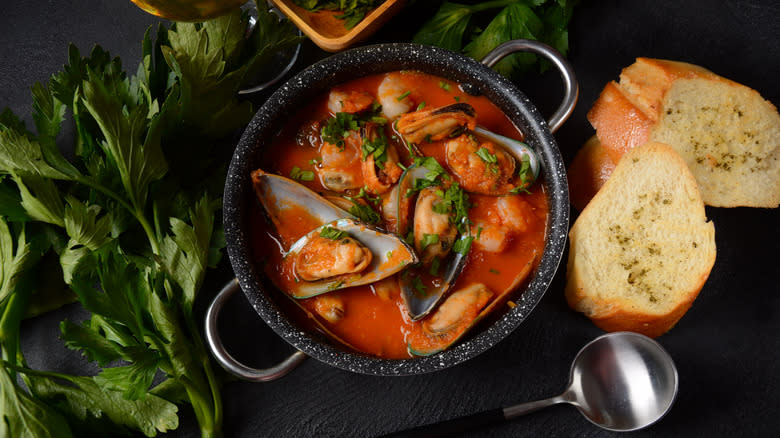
(471, 196), (536, 253)
(327, 88), (374, 114)
(496, 195), (536, 233)
(317, 131), (364, 191)
(471, 222), (511, 253)
(377, 72), (414, 119)
(445, 134), (516, 195)
(361, 124), (403, 195)
(312, 295), (346, 323)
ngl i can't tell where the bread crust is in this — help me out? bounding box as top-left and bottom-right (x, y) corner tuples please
(567, 136), (615, 212)
(565, 142), (716, 338)
(582, 57), (780, 209)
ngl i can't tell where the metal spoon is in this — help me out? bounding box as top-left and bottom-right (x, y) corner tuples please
(381, 332), (678, 437)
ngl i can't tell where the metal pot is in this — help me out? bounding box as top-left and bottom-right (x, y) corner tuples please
(206, 40), (576, 378)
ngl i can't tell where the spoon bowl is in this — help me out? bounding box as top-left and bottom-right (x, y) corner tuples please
(563, 331), (678, 431)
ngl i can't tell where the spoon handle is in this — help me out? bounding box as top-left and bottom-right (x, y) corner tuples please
(378, 396), (563, 438)
(378, 408), (505, 438)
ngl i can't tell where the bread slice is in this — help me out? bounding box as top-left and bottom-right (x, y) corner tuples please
(567, 135), (616, 212)
(587, 57), (780, 208)
(565, 141), (716, 338)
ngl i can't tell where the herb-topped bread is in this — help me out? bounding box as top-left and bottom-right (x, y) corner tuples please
(583, 57), (780, 208)
(565, 141), (717, 338)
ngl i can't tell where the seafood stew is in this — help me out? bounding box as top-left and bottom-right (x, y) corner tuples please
(249, 70), (549, 359)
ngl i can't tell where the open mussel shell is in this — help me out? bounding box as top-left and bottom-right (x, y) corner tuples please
(395, 165), (469, 320)
(473, 126), (541, 182)
(400, 230), (469, 320)
(252, 169), (353, 227)
(285, 218), (417, 298)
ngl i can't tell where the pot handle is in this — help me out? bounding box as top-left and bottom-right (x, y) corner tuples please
(205, 279), (307, 381)
(480, 39), (578, 133)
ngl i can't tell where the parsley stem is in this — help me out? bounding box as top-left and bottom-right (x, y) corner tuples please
(74, 176), (161, 255)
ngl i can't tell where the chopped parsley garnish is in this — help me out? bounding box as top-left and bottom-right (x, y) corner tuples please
(415, 156), (448, 182)
(361, 128), (389, 168)
(404, 157), (451, 198)
(404, 231), (415, 246)
(347, 201), (381, 224)
(353, 187), (381, 205)
(489, 268), (500, 274)
(476, 226), (483, 239)
(439, 81), (451, 91)
(476, 147), (498, 164)
(429, 257), (441, 276)
(454, 96), (461, 102)
(453, 235), (474, 256)
(386, 250), (394, 259)
(412, 276), (428, 296)
(419, 233), (439, 251)
(321, 112), (359, 148)
(517, 153), (533, 186)
(509, 154), (533, 194)
(417, 101), (426, 111)
(320, 226), (347, 240)
(308, 157), (321, 165)
(437, 183), (472, 233)
(397, 90), (411, 101)
(290, 166), (314, 181)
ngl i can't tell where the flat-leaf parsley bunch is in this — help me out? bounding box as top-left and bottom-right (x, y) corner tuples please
(0, 4), (300, 437)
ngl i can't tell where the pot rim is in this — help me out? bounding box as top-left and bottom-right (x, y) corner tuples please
(224, 42), (570, 376)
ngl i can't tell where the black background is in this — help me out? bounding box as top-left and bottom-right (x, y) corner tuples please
(2, 1), (779, 437)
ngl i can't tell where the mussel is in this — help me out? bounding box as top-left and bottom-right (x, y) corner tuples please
(397, 103), (541, 195)
(396, 103), (476, 145)
(284, 219), (416, 298)
(394, 165), (471, 320)
(251, 170), (418, 299)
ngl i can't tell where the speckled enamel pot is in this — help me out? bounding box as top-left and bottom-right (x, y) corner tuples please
(224, 43), (570, 376)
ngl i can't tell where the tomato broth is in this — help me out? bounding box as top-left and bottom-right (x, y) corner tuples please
(250, 71), (548, 359)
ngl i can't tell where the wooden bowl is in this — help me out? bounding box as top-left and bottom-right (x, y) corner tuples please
(269, 0), (406, 52)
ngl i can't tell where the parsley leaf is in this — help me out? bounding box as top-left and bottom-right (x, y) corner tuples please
(361, 128), (389, 169)
(476, 147), (498, 164)
(412, 276), (428, 296)
(453, 234), (474, 256)
(347, 201), (381, 224)
(320, 226), (347, 240)
(321, 112), (359, 147)
(419, 233), (440, 251)
(290, 166), (315, 181)
(292, 0), (383, 29)
(0, 365), (73, 438)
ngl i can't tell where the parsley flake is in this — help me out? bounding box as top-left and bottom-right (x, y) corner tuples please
(419, 233), (439, 251)
(412, 276), (428, 296)
(320, 226), (347, 240)
(290, 166), (314, 181)
(321, 112), (359, 147)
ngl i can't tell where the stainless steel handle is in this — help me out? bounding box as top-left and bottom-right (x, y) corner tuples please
(205, 279), (307, 381)
(481, 39), (579, 133)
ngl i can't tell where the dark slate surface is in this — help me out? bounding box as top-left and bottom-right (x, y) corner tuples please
(3, 0), (779, 437)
